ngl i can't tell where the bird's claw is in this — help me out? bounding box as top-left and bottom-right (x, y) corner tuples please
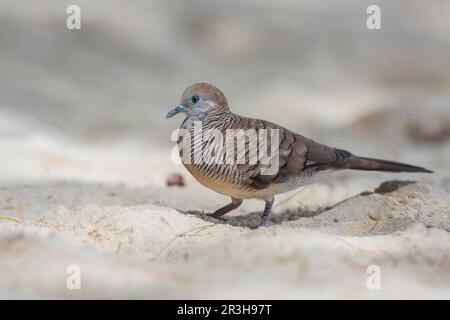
(259, 221), (271, 228)
(207, 213), (227, 221)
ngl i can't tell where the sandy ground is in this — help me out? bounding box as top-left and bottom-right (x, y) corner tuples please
(0, 1), (449, 299)
(1, 104), (449, 299)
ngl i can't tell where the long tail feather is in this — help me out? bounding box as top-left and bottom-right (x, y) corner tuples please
(349, 156), (433, 173)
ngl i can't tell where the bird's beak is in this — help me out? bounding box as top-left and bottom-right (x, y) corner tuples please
(166, 104), (187, 119)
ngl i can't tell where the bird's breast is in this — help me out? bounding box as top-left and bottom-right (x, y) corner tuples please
(176, 120), (319, 199)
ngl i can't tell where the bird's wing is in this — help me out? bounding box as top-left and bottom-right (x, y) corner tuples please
(237, 120), (350, 190)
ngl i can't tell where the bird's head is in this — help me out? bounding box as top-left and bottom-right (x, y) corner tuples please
(166, 83), (229, 120)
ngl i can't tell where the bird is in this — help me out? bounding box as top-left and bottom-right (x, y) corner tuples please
(166, 83), (432, 228)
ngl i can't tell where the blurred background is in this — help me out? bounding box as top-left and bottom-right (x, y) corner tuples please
(1, 0), (449, 143)
(0, 0), (449, 299)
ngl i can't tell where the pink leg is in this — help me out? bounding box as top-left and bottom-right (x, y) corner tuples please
(209, 198), (243, 219)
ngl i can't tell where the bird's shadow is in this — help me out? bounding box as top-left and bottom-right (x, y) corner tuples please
(182, 206), (328, 229)
(181, 180), (416, 228)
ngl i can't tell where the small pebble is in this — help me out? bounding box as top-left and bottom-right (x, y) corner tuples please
(167, 173), (185, 187)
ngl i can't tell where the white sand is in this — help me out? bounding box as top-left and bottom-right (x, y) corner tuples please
(1, 105), (449, 299)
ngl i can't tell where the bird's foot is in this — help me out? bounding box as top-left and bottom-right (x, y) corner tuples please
(257, 197), (274, 228)
(207, 199), (243, 221)
(207, 213), (227, 221)
(259, 220), (271, 228)
(248, 221), (270, 229)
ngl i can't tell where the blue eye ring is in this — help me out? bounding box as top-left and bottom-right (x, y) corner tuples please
(191, 95), (200, 104)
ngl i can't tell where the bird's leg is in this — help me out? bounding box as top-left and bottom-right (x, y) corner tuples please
(209, 198), (243, 219)
(259, 197), (274, 228)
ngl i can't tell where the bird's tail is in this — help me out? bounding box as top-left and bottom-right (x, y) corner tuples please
(348, 156), (433, 173)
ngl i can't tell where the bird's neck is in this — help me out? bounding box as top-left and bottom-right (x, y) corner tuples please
(183, 109), (236, 131)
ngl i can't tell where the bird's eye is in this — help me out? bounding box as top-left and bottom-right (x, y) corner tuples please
(191, 95), (200, 104)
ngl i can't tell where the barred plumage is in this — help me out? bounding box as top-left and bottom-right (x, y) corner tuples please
(167, 83), (432, 227)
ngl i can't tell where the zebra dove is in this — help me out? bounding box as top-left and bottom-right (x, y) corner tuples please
(166, 83), (432, 227)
